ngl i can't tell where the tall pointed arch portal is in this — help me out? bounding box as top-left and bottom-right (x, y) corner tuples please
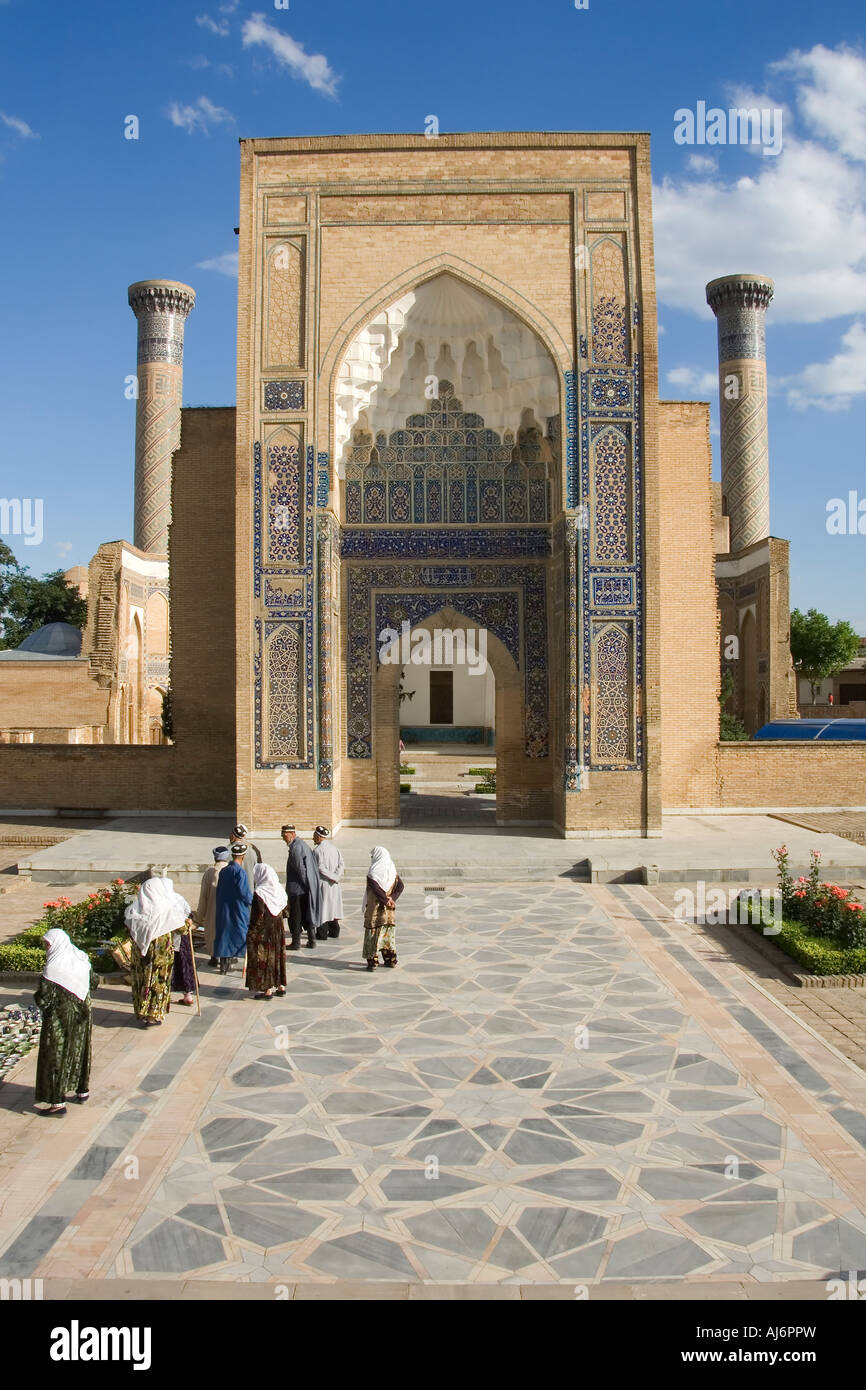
(334, 274), (562, 827)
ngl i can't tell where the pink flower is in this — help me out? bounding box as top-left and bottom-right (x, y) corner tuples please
(794, 890), (806, 898)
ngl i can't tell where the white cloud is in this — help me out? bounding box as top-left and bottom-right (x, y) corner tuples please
(0, 111), (39, 139)
(655, 45), (866, 325)
(686, 154), (718, 174)
(56, 541), (73, 558)
(197, 251), (239, 278)
(242, 13), (339, 98)
(196, 14), (229, 37)
(666, 366), (718, 395)
(773, 44), (866, 160)
(167, 96), (234, 135)
(784, 320), (866, 410)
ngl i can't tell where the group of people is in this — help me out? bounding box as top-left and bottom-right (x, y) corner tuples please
(195, 824), (347, 972)
(31, 827), (403, 1115)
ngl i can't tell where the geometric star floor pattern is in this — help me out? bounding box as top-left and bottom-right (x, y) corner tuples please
(3, 883), (866, 1287)
(124, 885), (866, 1285)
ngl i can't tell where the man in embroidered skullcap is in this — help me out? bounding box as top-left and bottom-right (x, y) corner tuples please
(282, 825), (323, 949)
(195, 846), (230, 966)
(229, 824), (262, 893)
(313, 826), (344, 939)
(214, 843), (253, 974)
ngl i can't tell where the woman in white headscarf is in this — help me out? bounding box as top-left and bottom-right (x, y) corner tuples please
(246, 863), (288, 998)
(33, 928), (98, 1116)
(125, 874), (191, 1026)
(363, 845), (404, 971)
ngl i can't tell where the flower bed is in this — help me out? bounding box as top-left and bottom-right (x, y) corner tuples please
(756, 846), (866, 974)
(748, 916), (866, 976)
(772, 845), (866, 948)
(0, 880), (134, 973)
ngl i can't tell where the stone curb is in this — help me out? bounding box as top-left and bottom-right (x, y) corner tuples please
(719, 918), (866, 989)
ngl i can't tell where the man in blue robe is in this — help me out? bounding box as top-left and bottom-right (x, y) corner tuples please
(214, 843), (253, 973)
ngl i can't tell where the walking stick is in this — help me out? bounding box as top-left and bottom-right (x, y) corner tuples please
(188, 925), (201, 1017)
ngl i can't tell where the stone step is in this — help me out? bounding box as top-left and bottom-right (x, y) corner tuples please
(400, 761), (495, 782)
(400, 783), (494, 795)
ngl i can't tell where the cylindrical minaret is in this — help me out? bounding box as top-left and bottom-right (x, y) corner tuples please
(128, 279), (196, 553)
(705, 273), (773, 552)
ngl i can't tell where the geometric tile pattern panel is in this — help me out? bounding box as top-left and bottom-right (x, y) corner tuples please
(578, 226), (642, 774)
(253, 438), (316, 769)
(264, 380), (305, 411)
(344, 382), (553, 526)
(105, 885), (866, 1285)
(591, 621), (634, 764)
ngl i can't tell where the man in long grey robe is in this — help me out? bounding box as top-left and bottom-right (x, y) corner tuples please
(313, 826), (344, 939)
(281, 825), (322, 950)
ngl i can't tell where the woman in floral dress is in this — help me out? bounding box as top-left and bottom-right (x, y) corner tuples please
(246, 863), (288, 998)
(34, 928), (98, 1116)
(363, 845), (404, 971)
(125, 875), (191, 1026)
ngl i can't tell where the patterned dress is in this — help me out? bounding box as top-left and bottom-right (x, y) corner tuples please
(172, 931), (196, 994)
(246, 894), (287, 993)
(363, 892), (397, 968)
(33, 973), (97, 1105)
(130, 932), (174, 1022)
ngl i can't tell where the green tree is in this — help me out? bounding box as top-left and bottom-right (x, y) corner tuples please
(790, 607), (861, 705)
(0, 556), (87, 650)
(719, 667), (749, 741)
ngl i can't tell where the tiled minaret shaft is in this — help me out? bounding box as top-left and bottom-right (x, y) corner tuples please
(706, 274), (774, 552)
(128, 280), (196, 553)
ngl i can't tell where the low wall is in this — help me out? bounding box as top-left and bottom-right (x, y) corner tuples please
(0, 744), (231, 813)
(718, 741), (866, 807)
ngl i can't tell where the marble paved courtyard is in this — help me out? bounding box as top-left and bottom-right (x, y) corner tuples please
(2, 882), (866, 1290)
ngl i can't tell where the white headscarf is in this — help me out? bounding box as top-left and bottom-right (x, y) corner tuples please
(125, 875), (191, 955)
(42, 928), (91, 1002)
(253, 862), (288, 917)
(364, 845), (398, 909)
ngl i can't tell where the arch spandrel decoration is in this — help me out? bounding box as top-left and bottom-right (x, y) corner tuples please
(265, 240), (304, 369)
(344, 556), (549, 762)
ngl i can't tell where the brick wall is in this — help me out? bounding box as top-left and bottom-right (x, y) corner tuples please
(718, 742), (866, 807)
(657, 401), (720, 806)
(0, 407), (237, 813)
(0, 661), (109, 730)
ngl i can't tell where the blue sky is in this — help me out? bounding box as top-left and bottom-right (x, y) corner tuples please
(1, 0), (865, 627)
